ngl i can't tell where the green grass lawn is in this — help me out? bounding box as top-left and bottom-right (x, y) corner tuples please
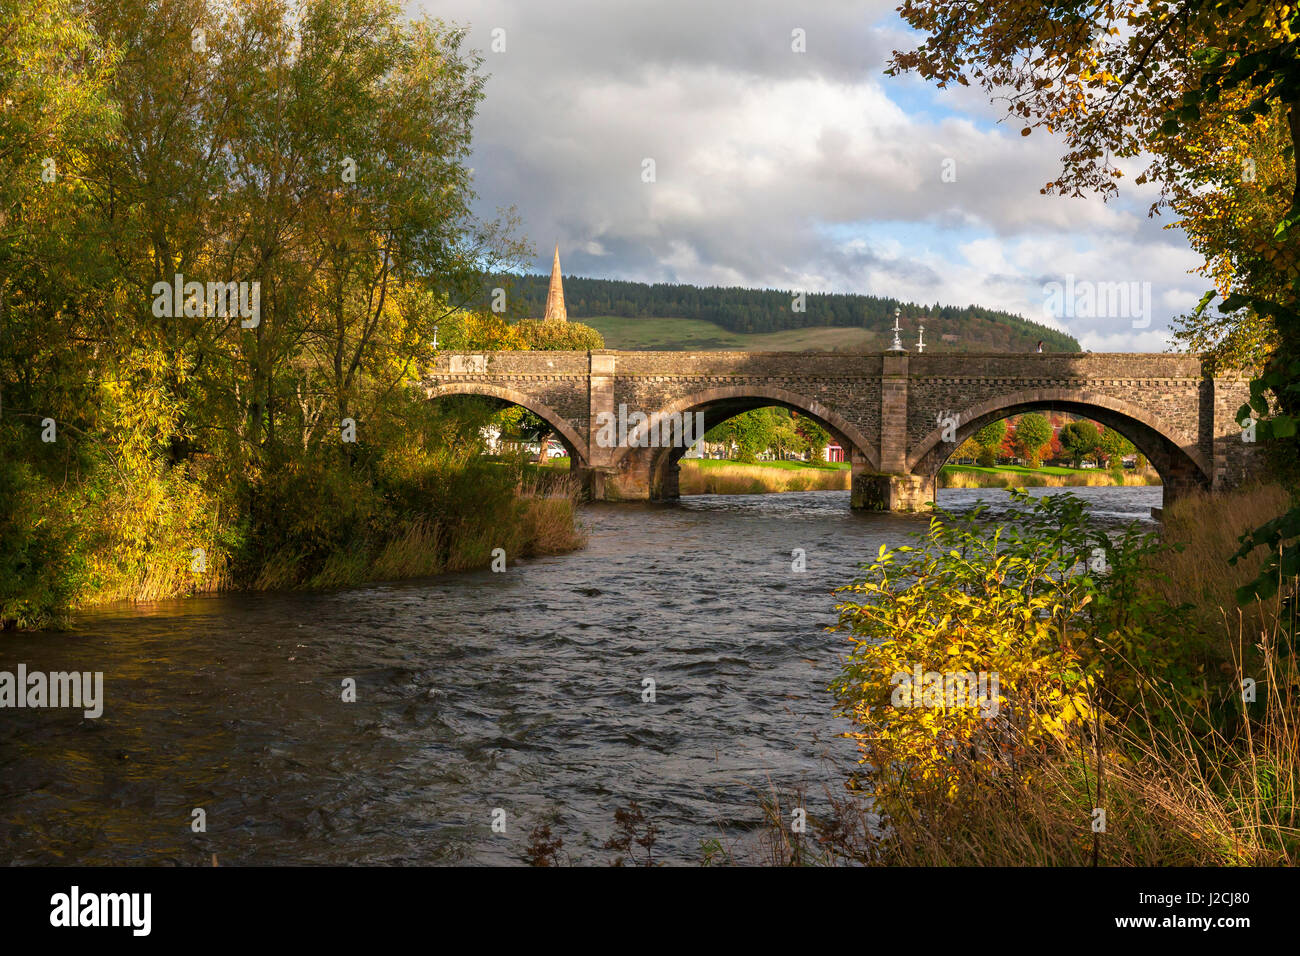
(523, 458), (571, 471)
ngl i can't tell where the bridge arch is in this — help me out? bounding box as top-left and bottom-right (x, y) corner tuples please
(423, 382), (588, 466)
(906, 387), (1211, 498)
(610, 384), (880, 500)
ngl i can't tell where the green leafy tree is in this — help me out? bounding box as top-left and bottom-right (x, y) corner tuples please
(1011, 413), (1052, 469)
(770, 411), (809, 460)
(511, 319), (605, 351)
(973, 419), (1007, 466)
(1059, 421), (1100, 469)
(706, 408), (777, 463)
(953, 437), (981, 463)
(885, 0), (1300, 602)
(0, 0), (541, 627)
(794, 415), (831, 461)
(1097, 428), (1135, 468)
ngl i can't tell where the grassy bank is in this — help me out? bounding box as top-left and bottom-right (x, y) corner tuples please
(800, 482), (1299, 866)
(940, 463), (1161, 488)
(678, 458), (850, 494)
(249, 475), (586, 592)
(1150, 483), (1293, 646)
(675, 459), (1159, 495)
(2, 450), (587, 629)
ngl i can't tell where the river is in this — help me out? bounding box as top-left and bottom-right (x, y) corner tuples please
(0, 485), (1161, 865)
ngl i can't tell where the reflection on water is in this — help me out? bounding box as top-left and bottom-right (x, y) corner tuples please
(0, 485), (1161, 864)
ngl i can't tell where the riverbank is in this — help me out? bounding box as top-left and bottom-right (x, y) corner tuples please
(940, 463), (1161, 488)
(795, 481), (1298, 867)
(669, 458), (1161, 495)
(3, 458), (587, 630)
(247, 478), (587, 592)
(678, 458), (850, 494)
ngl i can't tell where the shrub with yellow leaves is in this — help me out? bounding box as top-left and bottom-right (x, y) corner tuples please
(830, 489), (1189, 819)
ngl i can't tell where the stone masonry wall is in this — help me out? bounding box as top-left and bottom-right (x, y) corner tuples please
(424, 350), (1262, 498)
(904, 353), (1206, 451)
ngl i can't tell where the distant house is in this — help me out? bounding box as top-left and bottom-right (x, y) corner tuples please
(824, 443), (845, 463)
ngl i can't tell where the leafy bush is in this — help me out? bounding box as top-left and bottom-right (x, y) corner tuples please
(510, 318), (605, 351)
(973, 419), (1006, 459)
(831, 489), (1192, 817)
(0, 460), (82, 629)
(1011, 413), (1052, 468)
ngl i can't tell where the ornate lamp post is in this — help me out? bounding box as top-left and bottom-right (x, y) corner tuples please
(889, 307), (906, 352)
(916, 323), (926, 353)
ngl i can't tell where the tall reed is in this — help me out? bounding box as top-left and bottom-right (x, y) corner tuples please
(939, 469), (1160, 489)
(1150, 483), (1292, 639)
(677, 461), (849, 494)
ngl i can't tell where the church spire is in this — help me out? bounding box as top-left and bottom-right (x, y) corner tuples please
(543, 243), (567, 322)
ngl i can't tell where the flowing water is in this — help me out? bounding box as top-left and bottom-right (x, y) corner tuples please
(0, 485), (1161, 865)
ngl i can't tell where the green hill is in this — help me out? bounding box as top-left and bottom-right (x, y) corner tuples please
(490, 274), (1078, 352)
(576, 315), (880, 351)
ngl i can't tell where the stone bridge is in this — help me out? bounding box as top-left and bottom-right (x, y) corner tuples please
(423, 350), (1260, 510)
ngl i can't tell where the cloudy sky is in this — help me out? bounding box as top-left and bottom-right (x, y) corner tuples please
(416, 0), (1205, 351)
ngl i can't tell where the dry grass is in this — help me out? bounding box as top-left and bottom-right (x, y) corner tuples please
(939, 469), (1160, 489)
(1151, 483), (1292, 640)
(444, 476), (586, 570)
(773, 482), (1300, 867)
(676, 461), (1158, 495)
(517, 494), (586, 556)
(369, 517), (444, 580)
(306, 548), (371, 589)
(77, 469), (230, 606)
(250, 548), (302, 590)
(857, 617), (1298, 866)
(433, 475), (585, 574)
(116, 545), (230, 602)
(751, 600), (1299, 867)
(677, 461), (850, 495)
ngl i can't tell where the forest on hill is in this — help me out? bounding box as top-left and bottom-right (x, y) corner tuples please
(497, 273), (1080, 352)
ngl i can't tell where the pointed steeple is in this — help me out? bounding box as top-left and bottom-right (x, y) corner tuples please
(543, 243), (567, 322)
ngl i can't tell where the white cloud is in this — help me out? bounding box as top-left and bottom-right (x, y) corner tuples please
(419, 0), (1208, 351)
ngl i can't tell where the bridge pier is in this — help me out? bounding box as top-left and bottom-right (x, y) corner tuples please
(1159, 469), (1207, 510)
(851, 468), (934, 512)
(571, 464), (609, 501)
(581, 445), (667, 501)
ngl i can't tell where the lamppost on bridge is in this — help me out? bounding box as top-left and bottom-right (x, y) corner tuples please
(888, 307), (907, 352)
(432, 324), (439, 351)
(916, 324), (926, 353)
